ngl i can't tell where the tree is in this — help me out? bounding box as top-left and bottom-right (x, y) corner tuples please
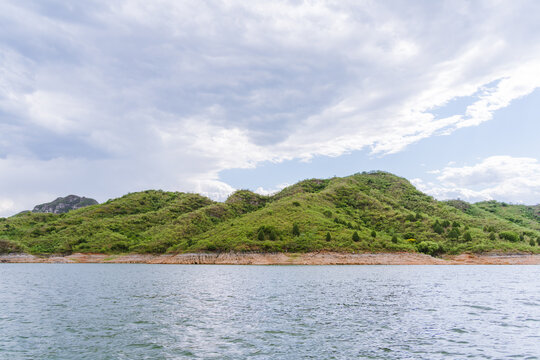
(325, 232), (332, 242)
(257, 225), (279, 241)
(530, 238), (536, 247)
(292, 223), (300, 237)
(448, 228), (460, 240)
(352, 231), (360, 242)
(489, 232), (496, 241)
(371, 230), (377, 238)
(432, 220), (444, 234)
(391, 235), (398, 243)
(463, 232), (472, 242)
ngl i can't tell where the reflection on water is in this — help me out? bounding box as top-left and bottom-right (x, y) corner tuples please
(1, 264), (539, 359)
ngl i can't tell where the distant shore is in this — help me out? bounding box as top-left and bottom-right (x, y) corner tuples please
(1, 252), (540, 265)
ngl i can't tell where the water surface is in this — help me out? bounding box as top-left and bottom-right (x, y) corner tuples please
(1, 264), (539, 359)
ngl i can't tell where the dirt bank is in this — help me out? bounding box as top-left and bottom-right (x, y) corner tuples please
(1, 252), (540, 265)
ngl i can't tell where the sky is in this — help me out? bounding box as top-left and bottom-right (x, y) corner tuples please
(1, 0), (540, 217)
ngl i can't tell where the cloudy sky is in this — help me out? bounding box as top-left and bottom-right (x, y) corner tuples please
(1, 0), (540, 216)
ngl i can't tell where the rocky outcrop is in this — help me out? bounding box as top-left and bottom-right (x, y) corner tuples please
(32, 195), (98, 214)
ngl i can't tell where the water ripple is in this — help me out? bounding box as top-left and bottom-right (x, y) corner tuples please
(0, 264), (539, 359)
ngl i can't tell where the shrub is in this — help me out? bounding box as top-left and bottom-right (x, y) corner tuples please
(292, 201), (301, 207)
(144, 239), (175, 254)
(292, 223), (300, 237)
(489, 232), (496, 241)
(326, 232), (332, 242)
(447, 228), (460, 240)
(530, 239), (536, 247)
(391, 235), (398, 243)
(416, 241), (442, 256)
(110, 241), (129, 252)
(463, 232), (472, 242)
(323, 210), (333, 218)
(0, 239), (22, 254)
(371, 230), (377, 238)
(405, 214), (416, 222)
(432, 221), (444, 234)
(352, 231), (360, 242)
(499, 231), (520, 242)
(403, 232), (415, 240)
(257, 225), (279, 241)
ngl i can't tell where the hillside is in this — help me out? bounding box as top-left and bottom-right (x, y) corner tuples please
(1, 172), (539, 256)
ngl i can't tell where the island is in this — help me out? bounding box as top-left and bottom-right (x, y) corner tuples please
(1, 171), (539, 264)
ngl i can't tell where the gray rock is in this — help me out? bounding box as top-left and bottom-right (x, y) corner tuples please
(32, 195), (98, 214)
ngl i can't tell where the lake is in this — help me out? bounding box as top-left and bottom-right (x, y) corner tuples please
(1, 264), (539, 359)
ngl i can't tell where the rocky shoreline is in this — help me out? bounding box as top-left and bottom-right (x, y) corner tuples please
(1, 252), (540, 265)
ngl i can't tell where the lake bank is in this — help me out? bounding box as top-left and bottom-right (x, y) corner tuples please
(2, 252), (540, 265)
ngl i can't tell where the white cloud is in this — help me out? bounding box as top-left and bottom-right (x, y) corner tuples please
(193, 180), (236, 202)
(24, 91), (91, 133)
(254, 183), (290, 196)
(457, 61), (540, 128)
(0, 199), (15, 215)
(414, 156), (540, 204)
(1, 1), (540, 215)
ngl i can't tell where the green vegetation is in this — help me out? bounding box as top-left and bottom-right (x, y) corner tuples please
(1, 172), (539, 256)
(292, 223), (300, 237)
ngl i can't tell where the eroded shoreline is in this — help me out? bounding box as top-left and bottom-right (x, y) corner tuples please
(1, 252), (540, 265)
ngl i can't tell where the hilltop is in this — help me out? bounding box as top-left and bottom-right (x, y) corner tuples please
(1, 172), (539, 256)
(32, 195), (99, 214)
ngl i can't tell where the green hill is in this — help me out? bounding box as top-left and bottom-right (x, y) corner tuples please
(1, 172), (539, 255)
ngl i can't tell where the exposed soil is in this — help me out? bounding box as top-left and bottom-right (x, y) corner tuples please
(1, 252), (540, 264)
